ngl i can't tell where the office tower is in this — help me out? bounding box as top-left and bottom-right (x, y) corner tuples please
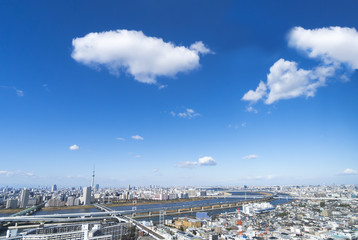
(20, 188), (30, 208)
(83, 186), (91, 205)
(74, 198), (81, 206)
(67, 196), (75, 206)
(6, 199), (18, 209)
(95, 184), (99, 192)
(51, 184), (57, 192)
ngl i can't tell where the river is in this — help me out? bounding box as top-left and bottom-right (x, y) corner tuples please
(0, 192), (291, 220)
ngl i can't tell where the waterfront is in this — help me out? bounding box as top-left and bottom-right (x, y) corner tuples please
(0, 192), (291, 221)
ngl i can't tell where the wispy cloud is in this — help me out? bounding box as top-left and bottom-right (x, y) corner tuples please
(246, 106), (258, 113)
(158, 84), (167, 90)
(72, 29), (211, 84)
(239, 175), (277, 181)
(340, 168), (357, 175)
(176, 161), (198, 169)
(15, 89), (24, 97)
(0, 170), (34, 177)
(176, 156), (217, 168)
(116, 137), (125, 141)
(69, 144), (79, 151)
(131, 135), (144, 140)
(171, 108), (200, 119)
(0, 86), (24, 97)
(42, 84), (50, 91)
(228, 123), (246, 129)
(242, 154), (258, 160)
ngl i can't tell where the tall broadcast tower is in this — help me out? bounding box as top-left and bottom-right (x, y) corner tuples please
(91, 165), (95, 191)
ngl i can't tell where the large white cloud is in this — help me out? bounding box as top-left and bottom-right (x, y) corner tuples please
(243, 59), (335, 104)
(243, 26), (358, 105)
(265, 59), (335, 104)
(289, 26), (358, 69)
(72, 29), (211, 84)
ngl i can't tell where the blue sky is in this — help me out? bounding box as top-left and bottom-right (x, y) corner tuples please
(1, 0), (357, 187)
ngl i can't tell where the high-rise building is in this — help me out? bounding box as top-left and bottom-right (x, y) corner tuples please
(199, 190), (207, 197)
(83, 186), (91, 205)
(20, 188), (30, 208)
(95, 184), (99, 192)
(74, 198), (81, 206)
(51, 184), (57, 192)
(67, 196), (75, 206)
(6, 199), (18, 209)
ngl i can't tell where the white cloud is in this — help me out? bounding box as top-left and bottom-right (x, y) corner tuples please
(135, 155), (141, 158)
(246, 106), (258, 113)
(242, 81), (267, 103)
(158, 84), (167, 90)
(176, 161), (198, 169)
(243, 26), (358, 105)
(289, 26), (358, 69)
(241, 122), (247, 127)
(153, 168), (159, 172)
(131, 135), (144, 140)
(0, 170), (34, 177)
(341, 168), (357, 175)
(69, 144), (79, 151)
(171, 108), (200, 119)
(242, 154), (258, 160)
(176, 156), (217, 168)
(243, 59), (334, 104)
(16, 89), (24, 97)
(189, 41), (212, 55)
(116, 137), (125, 141)
(0, 86), (24, 97)
(72, 29), (211, 84)
(198, 156), (217, 166)
(0, 170), (16, 177)
(265, 59), (332, 104)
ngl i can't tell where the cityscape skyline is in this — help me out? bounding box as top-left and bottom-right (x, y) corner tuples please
(1, 0), (358, 187)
